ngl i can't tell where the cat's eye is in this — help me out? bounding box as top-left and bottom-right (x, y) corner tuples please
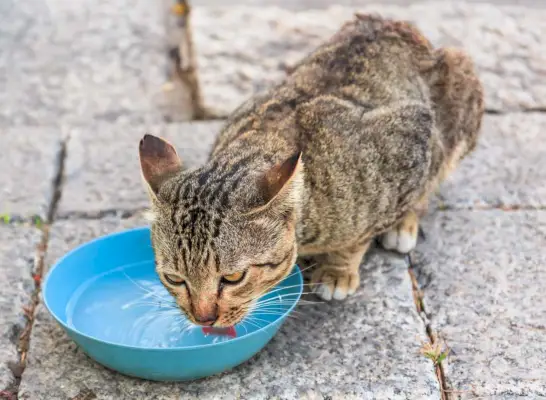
(164, 274), (185, 286)
(221, 271), (246, 284)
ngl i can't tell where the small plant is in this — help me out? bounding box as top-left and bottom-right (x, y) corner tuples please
(0, 214), (10, 224)
(32, 215), (43, 229)
(420, 336), (450, 365)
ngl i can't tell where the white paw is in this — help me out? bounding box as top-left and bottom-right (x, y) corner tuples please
(314, 284), (333, 301)
(311, 268), (360, 301)
(381, 229), (417, 254)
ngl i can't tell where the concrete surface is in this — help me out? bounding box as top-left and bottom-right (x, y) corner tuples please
(57, 121), (223, 218)
(0, 127), (60, 220)
(191, 2), (546, 116)
(55, 112), (546, 218)
(197, 0), (546, 9)
(18, 217), (439, 399)
(415, 210), (546, 398)
(0, 0), (173, 128)
(0, 225), (41, 391)
(1, 0), (545, 398)
(438, 113), (546, 209)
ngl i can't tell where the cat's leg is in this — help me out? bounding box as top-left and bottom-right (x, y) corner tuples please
(311, 242), (370, 301)
(380, 209), (419, 254)
(382, 48), (484, 255)
(380, 193), (429, 254)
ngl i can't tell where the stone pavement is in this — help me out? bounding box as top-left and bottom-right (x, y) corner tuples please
(192, 2), (546, 116)
(1, 1), (545, 399)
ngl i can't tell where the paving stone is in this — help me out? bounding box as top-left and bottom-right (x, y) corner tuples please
(0, 225), (41, 391)
(436, 113), (546, 209)
(58, 112), (544, 218)
(415, 210), (546, 398)
(0, 0), (178, 128)
(192, 2), (546, 116)
(0, 127), (60, 220)
(197, 0), (546, 8)
(19, 217), (439, 399)
(57, 121), (224, 217)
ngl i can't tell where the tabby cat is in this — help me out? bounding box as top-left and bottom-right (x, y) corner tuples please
(139, 14), (484, 327)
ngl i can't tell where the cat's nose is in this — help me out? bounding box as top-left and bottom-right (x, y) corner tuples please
(194, 312), (217, 326)
(193, 303), (218, 326)
(195, 315), (217, 326)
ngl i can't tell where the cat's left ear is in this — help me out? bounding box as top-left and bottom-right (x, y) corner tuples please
(255, 152), (304, 211)
(139, 134), (182, 199)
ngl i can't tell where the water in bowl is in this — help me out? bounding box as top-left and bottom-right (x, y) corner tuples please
(65, 260), (295, 348)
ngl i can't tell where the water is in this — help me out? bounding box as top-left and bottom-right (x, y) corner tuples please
(65, 260), (294, 348)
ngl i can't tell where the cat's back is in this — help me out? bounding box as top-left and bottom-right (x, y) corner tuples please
(211, 14), (435, 157)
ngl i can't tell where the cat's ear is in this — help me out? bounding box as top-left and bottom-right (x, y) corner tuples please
(139, 134), (182, 197)
(255, 152), (303, 211)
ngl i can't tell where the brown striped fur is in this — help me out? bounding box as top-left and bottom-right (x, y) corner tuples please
(140, 14), (484, 325)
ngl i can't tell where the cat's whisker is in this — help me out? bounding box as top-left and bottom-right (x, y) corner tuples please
(242, 264), (316, 305)
(252, 291), (316, 306)
(245, 316), (271, 326)
(252, 302), (323, 311)
(121, 302), (178, 310)
(240, 277), (318, 309)
(246, 316), (279, 325)
(255, 283), (315, 298)
(250, 311), (303, 318)
(294, 262), (318, 275)
(251, 302), (307, 310)
(250, 308), (304, 317)
(253, 291), (315, 302)
(179, 320), (198, 337)
(282, 262), (317, 280)
(123, 271), (171, 303)
(240, 318), (263, 330)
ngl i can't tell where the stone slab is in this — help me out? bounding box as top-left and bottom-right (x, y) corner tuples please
(197, 0), (546, 9)
(436, 113), (546, 209)
(0, 126), (60, 220)
(0, 225), (41, 391)
(192, 2), (546, 116)
(415, 210), (546, 398)
(0, 0), (177, 128)
(58, 112), (545, 218)
(57, 121), (224, 217)
(19, 217), (439, 399)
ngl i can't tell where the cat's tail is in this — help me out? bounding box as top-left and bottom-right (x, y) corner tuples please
(420, 47), (485, 183)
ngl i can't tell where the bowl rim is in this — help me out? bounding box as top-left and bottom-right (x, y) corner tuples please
(43, 226), (303, 352)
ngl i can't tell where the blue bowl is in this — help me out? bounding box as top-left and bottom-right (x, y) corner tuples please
(43, 227), (302, 381)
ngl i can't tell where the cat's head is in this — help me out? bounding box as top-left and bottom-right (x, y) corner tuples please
(138, 134), (303, 327)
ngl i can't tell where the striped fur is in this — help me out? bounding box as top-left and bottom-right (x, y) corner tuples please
(140, 14), (484, 323)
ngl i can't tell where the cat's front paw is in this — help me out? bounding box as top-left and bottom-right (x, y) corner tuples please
(311, 267), (360, 301)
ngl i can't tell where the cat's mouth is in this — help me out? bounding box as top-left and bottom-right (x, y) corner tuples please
(183, 308), (245, 328)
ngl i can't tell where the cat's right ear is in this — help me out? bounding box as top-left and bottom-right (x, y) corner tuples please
(139, 134), (182, 198)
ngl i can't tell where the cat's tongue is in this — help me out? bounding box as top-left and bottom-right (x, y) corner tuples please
(201, 326), (237, 338)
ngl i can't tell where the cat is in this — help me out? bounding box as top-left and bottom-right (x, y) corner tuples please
(138, 14), (484, 327)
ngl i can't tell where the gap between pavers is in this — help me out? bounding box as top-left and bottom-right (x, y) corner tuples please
(0, 225), (43, 395)
(412, 209), (546, 398)
(56, 113), (546, 220)
(56, 121), (224, 218)
(18, 216), (440, 399)
(0, 127), (62, 222)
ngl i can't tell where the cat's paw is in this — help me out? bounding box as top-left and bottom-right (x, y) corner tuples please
(311, 267), (360, 301)
(381, 226), (418, 254)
